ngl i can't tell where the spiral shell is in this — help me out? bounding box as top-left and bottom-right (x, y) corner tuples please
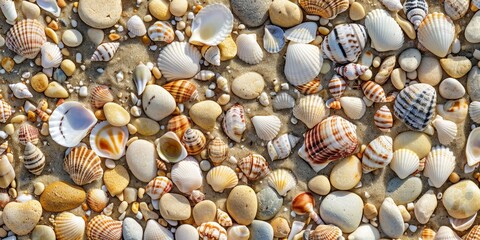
(91, 42), (120, 62)
(207, 137), (229, 165)
(206, 165), (238, 193)
(23, 142), (45, 175)
(267, 133), (300, 161)
(0, 155), (14, 188)
(362, 135), (393, 173)
(298, 0), (349, 19)
(148, 21), (175, 43)
(216, 209), (232, 227)
(18, 123), (39, 145)
(86, 188), (109, 212)
(306, 225), (343, 240)
(90, 85), (114, 108)
(194, 70), (215, 81)
(328, 75), (347, 99)
(417, 12), (455, 58)
(0, 100), (12, 123)
(6, 19), (46, 59)
(322, 24), (367, 64)
(182, 128), (206, 156)
(394, 83), (436, 131)
(404, 0), (428, 28)
(86, 215), (122, 240)
(295, 78), (322, 95)
(334, 63), (368, 80)
(133, 62), (150, 96)
(167, 115), (191, 139)
(197, 222), (227, 240)
(293, 95), (329, 129)
(54, 212), (86, 240)
(64, 146), (103, 185)
(238, 154), (270, 182)
(222, 103), (246, 143)
(374, 105), (394, 132)
(292, 192), (322, 224)
(163, 80), (198, 103)
(362, 81), (387, 103)
(375, 55), (396, 84)
(145, 176), (172, 200)
(9, 82), (33, 99)
(267, 169), (296, 196)
(444, 0), (468, 20)
(424, 145), (456, 188)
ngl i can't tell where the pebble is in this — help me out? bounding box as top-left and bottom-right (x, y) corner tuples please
(218, 35), (237, 61)
(379, 197), (404, 238)
(268, 0), (303, 28)
(227, 185), (257, 225)
(142, 85), (176, 121)
(271, 217), (290, 238)
(3, 200), (42, 236)
(468, 66), (480, 101)
(440, 55), (472, 78)
(232, 72), (265, 100)
(103, 165), (130, 195)
(31, 225), (55, 240)
(465, 11), (480, 43)
(330, 155), (362, 190)
(159, 193), (191, 220)
(393, 131), (432, 158)
(122, 217), (143, 240)
(79, 86), (88, 97)
(364, 203), (378, 220)
(249, 220), (274, 240)
(189, 100), (222, 130)
(398, 205), (411, 221)
(349, 2), (365, 20)
(44, 82), (69, 98)
(386, 177), (423, 205)
(124, 187), (137, 204)
(176, 224), (199, 239)
(391, 68), (407, 90)
(398, 48), (421, 72)
(87, 28), (104, 46)
(439, 78), (465, 99)
(452, 39), (461, 54)
(414, 190), (437, 224)
(103, 102), (130, 127)
(4, 124), (13, 136)
(256, 187), (283, 220)
(406, 70), (417, 80)
(39, 181), (86, 212)
(31, 73), (49, 93)
(131, 118), (160, 136)
(149, 0), (171, 20)
(62, 29), (83, 47)
(418, 56), (443, 86)
(33, 182), (45, 195)
(442, 180), (480, 219)
(231, 0), (271, 27)
(348, 224), (380, 240)
(308, 175), (331, 195)
(21, 1), (41, 19)
(78, 0), (122, 29)
(169, 0), (187, 16)
(60, 59), (76, 76)
(192, 200), (216, 225)
(319, 191), (364, 233)
(126, 140), (157, 182)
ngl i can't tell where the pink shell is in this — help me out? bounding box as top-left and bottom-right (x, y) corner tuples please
(222, 103), (246, 143)
(18, 123), (40, 145)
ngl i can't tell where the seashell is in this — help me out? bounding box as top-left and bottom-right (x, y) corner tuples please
(147, 21), (174, 43)
(347, 224), (380, 240)
(36, 0), (61, 17)
(216, 209), (232, 227)
(237, 153), (270, 182)
(466, 127), (480, 167)
(375, 55), (396, 85)
(201, 45), (221, 66)
(90, 85), (114, 108)
(54, 212), (85, 240)
(295, 77), (322, 95)
(365, 9), (404, 52)
(362, 135), (393, 173)
(176, 224), (199, 240)
(434, 226), (460, 240)
(155, 131), (188, 163)
(18, 123), (39, 145)
(432, 116), (457, 145)
(144, 219), (174, 240)
(322, 23), (367, 64)
(227, 225), (250, 240)
(390, 149), (419, 179)
(328, 75), (347, 99)
(420, 228), (436, 240)
(374, 105), (394, 132)
(393, 83), (436, 131)
(0, 141), (7, 155)
(89, 121), (128, 160)
(0, 100), (12, 123)
(145, 176), (172, 200)
(194, 70), (215, 81)
(251, 115), (281, 141)
(189, 4), (233, 46)
(23, 142), (45, 175)
(267, 133), (300, 161)
(380, 0), (403, 11)
(437, 98), (468, 123)
(157, 41), (201, 81)
(404, 0), (428, 28)
(222, 103), (246, 143)
(64, 146), (103, 185)
(206, 165), (238, 193)
(470, 101), (480, 124)
(449, 212), (476, 231)
(167, 115), (191, 140)
(293, 95), (329, 128)
(197, 222), (227, 240)
(133, 62), (151, 96)
(272, 92), (295, 110)
(306, 225), (342, 240)
(263, 25), (285, 53)
(0, 0), (17, 24)
(267, 169), (296, 196)
(6, 19), (46, 59)
(182, 128), (206, 155)
(361, 81), (388, 103)
(86, 188), (109, 212)
(236, 34), (263, 65)
(285, 22), (317, 43)
(291, 192), (322, 224)
(163, 80), (198, 103)
(86, 215), (122, 240)
(41, 42), (62, 69)
(464, 225), (480, 240)
(424, 145), (456, 188)
(171, 156), (203, 194)
(334, 63), (368, 81)
(298, 0), (349, 19)
(444, 0), (468, 20)
(126, 15), (146, 37)
(417, 12), (455, 58)
(91, 42), (119, 62)
(9, 82), (33, 99)
(0, 155), (14, 188)
(339, 96), (366, 120)
(326, 97), (342, 110)
(284, 42), (323, 86)
(207, 137), (229, 165)
(0, 189), (10, 208)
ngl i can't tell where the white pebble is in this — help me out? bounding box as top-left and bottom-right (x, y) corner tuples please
(319, 18), (329, 25)
(306, 15), (320, 21)
(79, 86), (88, 97)
(208, 83), (216, 89)
(205, 89), (215, 98)
(118, 212), (126, 221)
(474, 49), (480, 60)
(217, 94), (230, 105)
(409, 225), (417, 232)
(258, 92), (269, 106)
(166, 219), (178, 226)
(105, 159), (116, 169)
(135, 212), (143, 220)
(451, 38), (461, 54)
(290, 211), (296, 217)
(436, 192), (443, 199)
(178, 103), (184, 113)
(364, 192), (370, 198)
(0, 131), (7, 139)
(290, 117), (298, 125)
(152, 199), (159, 210)
(71, 20), (78, 28)
(116, 71), (124, 82)
(199, 160), (211, 171)
(228, 156), (237, 165)
(75, 53), (82, 63)
(406, 202), (415, 211)
(280, 83), (289, 90)
(237, 24), (245, 30)
(97, 68), (104, 73)
(406, 70), (417, 80)
(175, 30), (185, 41)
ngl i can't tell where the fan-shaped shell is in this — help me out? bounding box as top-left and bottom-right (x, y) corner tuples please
(133, 62), (151, 96)
(23, 142), (45, 175)
(86, 188), (109, 212)
(404, 0), (428, 28)
(328, 75), (347, 99)
(127, 15), (146, 37)
(90, 85), (114, 108)
(284, 42), (323, 86)
(148, 21), (174, 43)
(334, 63), (368, 80)
(298, 0), (349, 19)
(444, 0), (468, 20)
(41, 42), (62, 68)
(144, 219), (174, 240)
(206, 165), (238, 193)
(393, 83), (436, 131)
(437, 98), (469, 123)
(362, 81), (387, 103)
(380, 0), (403, 11)
(9, 82), (33, 99)
(237, 154), (270, 182)
(0, 100), (12, 123)
(222, 103), (246, 143)
(155, 131), (188, 163)
(272, 92), (295, 110)
(189, 4), (233, 46)
(54, 212), (85, 240)
(167, 115), (191, 139)
(157, 41), (201, 81)
(18, 123), (39, 145)
(339, 96), (366, 120)
(470, 101), (480, 124)
(207, 137), (229, 165)
(182, 128), (206, 155)
(227, 225), (250, 239)
(424, 145), (456, 188)
(374, 105), (394, 132)
(420, 228), (436, 240)
(86, 215), (122, 240)
(432, 116), (457, 145)
(390, 149), (419, 179)
(434, 226), (461, 240)
(236, 34), (263, 65)
(267, 133), (300, 161)
(251, 115), (281, 141)
(145, 176), (172, 200)
(216, 209), (232, 227)
(362, 135), (393, 173)
(91, 42), (120, 62)
(365, 9), (404, 52)
(322, 23), (367, 64)
(267, 169), (296, 196)
(417, 12), (455, 58)
(263, 25), (285, 53)
(296, 78), (322, 95)
(197, 222), (227, 240)
(466, 127), (480, 167)
(171, 157), (203, 194)
(89, 121), (128, 160)
(284, 22), (317, 43)
(293, 95), (329, 128)
(64, 146), (103, 185)
(6, 19), (46, 59)
(464, 225), (480, 240)
(163, 80), (198, 103)
(307, 225), (343, 240)
(37, 0), (61, 17)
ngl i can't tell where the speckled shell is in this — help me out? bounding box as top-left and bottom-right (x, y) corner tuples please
(267, 133), (300, 161)
(464, 225), (480, 240)
(322, 24), (367, 64)
(207, 137), (229, 165)
(23, 142), (45, 175)
(298, 0), (349, 19)
(417, 13), (455, 58)
(285, 22), (317, 43)
(267, 169), (296, 196)
(206, 165), (238, 193)
(296, 78), (322, 95)
(90, 85), (114, 108)
(420, 228), (436, 240)
(18, 123), (39, 145)
(157, 41), (201, 81)
(222, 103), (246, 143)
(163, 80), (198, 103)
(251, 115), (281, 141)
(237, 154), (270, 182)
(284, 42), (323, 86)
(89, 121), (128, 160)
(216, 209), (232, 227)
(54, 212), (86, 240)
(362, 135), (393, 173)
(127, 15), (147, 37)
(374, 105), (394, 132)
(263, 25), (285, 53)
(41, 42), (62, 68)
(145, 176), (172, 200)
(437, 98), (469, 123)
(334, 63), (368, 80)
(148, 21), (175, 43)
(189, 4), (233, 46)
(293, 95), (329, 129)
(91, 42), (120, 62)
(236, 33), (263, 65)
(394, 83), (436, 131)
(0, 100), (12, 123)
(6, 19), (46, 59)
(171, 156), (203, 194)
(197, 222), (227, 240)
(64, 146), (103, 185)
(362, 81), (387, 103)
(167, 115), (191, 139)
(444, 0), (468, 20)
(86, 215), (122, 240)
(432, 116), (457, 145)
(424, 145), (455, 188)
(307, 225), (343, 240)
(328, 75), (347, 99)
(404, 0), (428, 28)
(86, 188), (109, 212)
(182, 128), (206, 156)
(434, 226), (461, 240)
(365, 9), (404, 52)
(390, 149), (419, 179)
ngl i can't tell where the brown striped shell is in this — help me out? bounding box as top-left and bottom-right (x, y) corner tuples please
(18, 123), (40, 145)
(0, 141), (8, 155)
(91, 42), (120, 62)
(86, 215), (122, 240)
(163, 80), (198, 103)
(464, 225), (480, 240)
(295, 77), (322, 95)
(0, 100), (12, 123)
(307, 225), (343, 240)
(64, 146), (103, 185)
(86, 188), (109, 212)
(334, 63), (369, 80)
(362, 135), (393, 173)
(182, 128), (207, 155)
(291, 192), (322, 224)
(207, 137), (229, 165)
(197, 222), (227, 240)
(23, 142), (45, 175)
(216, 209), (232, 227)
(298, 0), (350, 19)
(420, 228), (436, 240)
(374, 105), (393, 132)
(6, 19), (46, 59)
(328, 75), (347, 99)
(167, 115), (192, 139)
(237, 153), (270, 182)
(145, 176), (172, 200)
(361, 81), (387, 103)
(90, 85), (114, 108)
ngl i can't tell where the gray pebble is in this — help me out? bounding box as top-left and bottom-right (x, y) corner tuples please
(256, 187), (282, 220)
(123, 217), (143, 240)
(230, 0), (272, 27)
(386, 176), (422, 205)
(249, 220), (274, 239)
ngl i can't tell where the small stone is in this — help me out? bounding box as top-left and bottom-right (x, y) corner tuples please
(176, 224), (200, 239)
(1, 57), (14, 72)
(44, 82), (69, 98)
(386, 177), (423, 205)
(79, 86), (88, 97)
(449, 172), (460, 183)
(126, 140), (157, 182)
(308, 175), (330, 195)
(465, 11), (480, 43)
(103, 102), (130, 127)
(78, 0), (122, 29)
(3, 200), (42, 235)
(414, 190), (437, 224)
(149, 0), (171, 20)
(269, 0), (303, 28)
(393, 131), (432, 158)
(398, 205), (411, 222)
(227, 185), (257, 225)
(122, 217), (143, 240)
(451, 39), (461, 54)
(21, 1), (41, 19)
(440, 55), (472, 78)
(3, 124), (13, 136)
(193, 200), (216, 225)
(40, 181), (86, 212)
(256, 187), (282, 221)
(439, 78), (465, 99)
(271, 217), (290, 238)
(319, 191), (364, 233)
(60, 59), (76, 76)
(231, 0), (271, 27)
(104, 165), (130, 195)
(131, 117), (160, 136)
(232, 72), (265, 100)
(169, 0), (188, 17)
(159, 193), (191, 220)
(30, 73), (49, 93)
(406, 70), (417, 80)
(364, 203), (378, 220)
(379, 197), (404, 238)
(31, 225), (55, 240)
(189, 100), (222, 130)
(124, 187), (137, 204)
(249, 220), (274, 240)
(142, 85), (176, 121)
(349, 2), (365, 20)
(218, 35), (237, 61)
(127, 124), (137, 135)
(468, 66), (480, 101)
(33, 182), (45, 195)
(87, 28), (104, 46)
(418, 56), (443, 86)
(443, 180), (480, 219)
(330, 155), (362, 190)
(391, 68), (407, 90)
(62, 29), (83, 47)
(398, 48), (421, 72)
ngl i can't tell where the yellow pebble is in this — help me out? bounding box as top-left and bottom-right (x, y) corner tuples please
(45, 27), (58, 44)
(449, 172), (460, 183)
(1, 57), (14, 73)
(318, 27), (330, 35)
(60, 59), (76, 77)
(31, 73), (49, 93)
(48, 20), (59, 30)
(108, 33), (121, 41)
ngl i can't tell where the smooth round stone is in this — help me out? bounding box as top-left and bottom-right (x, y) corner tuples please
(364, 203), (378, 220)
(122, 217), (143, 240)
(193, 200), (216, 225)
(189, 100), (222, 130)
(60, 59), (76, 76)
(439, 78), (465, 99)
(227, 185), (257, 225)
(218, 35), (237, 61)
(78, 0), (122, 29)
(418, 56), (443, 86)
(465, 11), (480, 43)
(398, 48), (421, 72)
(21, 1), (41, 19)
(393, 131), (432, 159)
(232, 72), (265, 100)
(103, 102), (130, 127)
(149, 0), (171, 20)
(443, 180), (480, 219)
(249, 220), (274, 240)
(319, 191), (363, 233)
(330, 156), (362, 190)
(308, 175), (331, 195)
(126, 140), (157, 182)
(391, 68), (407, 90)
(104, 165), (130, 196)
(40, 181), (86, 212)
(131, 117), (160, 136)
(468, 66), (480, 101)
(256, 187), (283, 220)
(386, 177), (422, 205)
(440, 55), (472, 78)
(231, 0), (271, 27)
(169, 0), (187, 17)
(271, 217), (290, 238)
(379, 197), (404, 238)
(31, 73), (49, 93)
(159, 193), (191, 220)
(349, 2), (365, 20)
(44, 82), (69, 98)
(142, 85), (176, 121)
(268, 0), (303, 28)
(62, 29), (83, 47)
(31, 225), (55, 240)
(176, 224), (199, 239)
(87, 28), (104, 46)
(348, 224), (380, 240)
(3, 200), (42, 235)
(414, 190), (437, 224)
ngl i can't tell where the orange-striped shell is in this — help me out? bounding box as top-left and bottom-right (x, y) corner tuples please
(208, 137), (229, 165)
(86, 188), (109, 212)
(167, 115), (192, 139)
(362, 81), (386, 103)
(307, 225), (343, 240)
(163, 80), (198, 103)
(237, 153), (270, 181)
(36, 109), (50, 122)
(90, 85), (114, 108)
(216, 209), (233, 227)
(64, 146), (103, 185)
(362, 135), (393, 173)
(145, 176), (172, 200)
(328, 75), (347, 99)
(374, 105), (393, 132)
(86, 215), (122, 240)
(299, 0), (349, 19)
(335, 63), (368, 80)
(420, 228), (436, 240)
(292, 192), (315, 214)
(18, 123), (40, 145)
(6, 19), (46, 59)
(463, 225), (480, 240)
(182, 128), (206, 155)
(295, 77), (322, 95)
(148, 21), (175, 43)
(0, 100), (12, 123)
(197, 222), (227, 240)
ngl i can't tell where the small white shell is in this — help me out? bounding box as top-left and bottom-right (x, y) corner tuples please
(41, 42), (62, 68)
(263, 25), (285, 53)
(236, 33), (263, 65)
(284, 42), (323, 86)
(365, 9), (404, 52)
(91, 42), (120, 62)
(194, 70), (215, 81)
(449, 212), (476, 232)
(272, 92), (295, 110)
(390, 149), (419, 179)
(133, 62), (151, 95)
(284, 22), (317, 43)
(157, 41), (201, 81)
(9, 82), (33, 99)
(144, 220), (174, 240)
(189, 4), (233, 46)
(127, 15), (146, 37)
(417, 12), (455, 58)
(466, 127), (480, 167)
(267, 169), (296, 196)
(171, 156), (203, 194)
(339, 96), (366, 120)
(293, 95), (329, 128)
(36, 0), (61, 17)
(267, 133), (300, 161)
(380, 0), (403, 11)
(0, 0), (17, 24)
(469, 101), (480, 124)
(424, 145), (455, 188)
(202, 46), (221, 66)
(206, 165), (238, 193)
(432, 116), (457, 145)
(251, 115), (281, 141)
(434, 226), (461, 240)
(155, 131), (188, 163)
(347, 224), (380, 240)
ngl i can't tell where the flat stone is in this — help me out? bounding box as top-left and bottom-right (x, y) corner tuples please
(256, 187), (282, 220)
(308, 175), (330, 195)
(439, 78), (465, 99)
(193, 200), (216, 225)
(103, 165), (130, 196)
(440, 55), (472, 78)
(176, 224), (199, 239)
(103, 102), (130, 127)
(159, 193), (191, 220)
(391, 68), (407, 90)
(468, 66), (480, 101)
(40, 181), (86, 212)
(232, 72), (265, 100)
(398, 48), (421, 72)
(126, 140), (157, 182)
(227, 185), (257, 225)
(31, 73), (49, 93)
(466, 11), (480, 43)
(249, 220), (274, 240)
(330, 155), (362, 190)
(78, 0), (122, 29)
(386, 176), (423, 205)
(189, 100), (222, 130)
(131, 117), (160, 136)
(319, 191), (363, 233)
(231, 0), (272, 27)
(418, 56), (443, 86)
(393, 131), (432, 159)
(348, 224), (380, 240)
(379, 197), (404, 238)
(122, 217), (143, 240)
(269, 0), (303, 28)
(443, 180), (480, 219)
(271, 217), (290, 238)
(414, 190), (437, 224)
(31, 225), (55, 240)
(3, 200), (42, 235)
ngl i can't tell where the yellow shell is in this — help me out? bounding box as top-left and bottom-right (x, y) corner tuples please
(267, 169), (296, 196)
(86, 215), (122, 240)
(86, 189), (109, 212)
(54, 212), (85, 240)
(64, 146), (103, 185)
(206, 165), (238, 193)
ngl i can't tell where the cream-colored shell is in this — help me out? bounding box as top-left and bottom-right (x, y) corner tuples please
(469, 101), (480, 124)
(267, 169), (296, 196)
(251, 115), (281, 141)
(339, 96), (366, 120)
(424, 145), (455, 188)
(434, 226), (461, 240)
(157, 41), (201, 81)
(41, 42), (62, 68)
(417, 12), (455, 57)
(54, 212), (85, 240)
(127, 15), (147, 36)
(432, 116), (457, 146)
(155, 131), (188, 163)
(189, 4), (233, 46)
(390, 149), (419, 179)
(171, 157), (203, 194)
(284, 42), (323, 86)
(293, 95), (329, 128)
(466, 127), (480, 167)
(236, 34), (263, 65)
(206, 165), (238, 193)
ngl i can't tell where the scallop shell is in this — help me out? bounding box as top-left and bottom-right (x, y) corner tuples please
(197, 222), (227, 240)
(91, 42), (120, 62)
(296, 77), (322, 95)
(167, 115), (191, 139)
(272, 92), (295, 110)
(328, 75), (347, 99)
(444, 0), (468, 20)
(0, 0), (17, 24)
(291, 192), (322, 224)
(236, 34), (263, 65)
(466, 127), (480, 166)
(285, 22), (317, 43)
(362, 135), (393, 173)
(155, 131), (188, 163)
(86, 188), (109, 212)
(41, 42), (62, 68)
(334, 63), (368, 81)
(404, 0), (428, 28)
(37, 0), (61, 17)
(207, 137), (229, 165)
(194, 70), (215, 81)
(157, 41), (201, 81)
(307, 225), (343, 240)
(263, 25), (285, 53)
(251, 115), (281, 141)
(89, 121), (128, 160)
(182, 128), (206, 155)
(54, 212), (85, 240)
(298, 0), (349, 19)
(417, 12), (455, 58)
(464, 225), (480, 240)
(90, 85), (114, 108)
(365, 9), (404, 52)
(469, 101), (480, 124)
(206, 165), (238, 193)
(222, 103), (246, 143)
(284, 42), (323, 86)
(339, 96), (366, 120)
(216, 209), (232, 227)
(432, 116), (457, 145)
(0, 100), (12, 123)
(322, 23), (367, 64)
(293, 95), (329, 128)
(375, 55), (396, 84)
(420, 228), (436, 240)
(171, 156), (203, 194)
(449, 212), (476, 231)
(374, 105), (394, 132)
(437, 98), (468, 123)
(18, 123), (39, 145)
(0, 155), (14, 188)
(393, 83), (436, 131)
(133, 62), (151, 96)
(267, 133), (300, 161)
(298, 115), (358, 172)
(202, 45), (221, 66)
(9, 82), (33, 99)
(6, 19), (46, 59)
(145, 176), (172, 200)
(189, 4), (233, 46)
(424, 145), (456, 188)
(390, 149), (419, 179)
(362, 81), (387, 103)
(144, 219), (174, 240)
(434, 226), (461, 240)
(23, 142), (45, 175)
(163, 80), (198, 103)
(380, 0), (403, 11)
(148, 21), (174, 43)
(64, 146), (103, 185)
(267, 169), (296, 196)
(86, 215), (122, 240)
(127, 15), (146, 37)
(237, 154), (270, 182)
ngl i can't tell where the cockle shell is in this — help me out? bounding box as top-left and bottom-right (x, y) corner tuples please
(437, 98), (468, 123)
(466, 127), (480, 166)
(334, 63), (368, 80)
(41, 42), (62, 68)
(390, 149), (419, 179)
(339, 96), (366, 120)
(206, 165), (238, 193)
(189, 4), (233, 46)
(284, 42), (323, 86)
(0, 100), (12, 123)
(404, 0), (428, 28)
(365, 9), (404, 52)
(155, 131), (188, 163)
(267, 133), (300, 161)
(197, 222), (227, 240)
(23, 142), (45, 175)
(0, 155), (14, 188)
(54, 212), (85, 240)
(322, 23), (367, 64)
(328, 75), (347, 99)
(182, 128), (206, 155)
(89, 121), (128, 160)
(86, 215), (122, 240)
(362, 135), (393, 173)
(222, 103), (246, 143)
(90, 42), (120, 62)
(6, 19), (46, 59)
(306, 225), (343, 240)
(163, 80), (198, 103)
(432, 116), (457, 145)
(417, 12), (455, 58)
(133, 62), (151, 96)
(424, 145), (456, 188)
(18, 123), (39, 145)
(291, 192), (322, 224)
(267, 169), (296, 196)
(194, 70), (215, 81)
(127, 15), (146, 37)
(272, 92), (295, 110)
(237, 154), (270, 182)
(236, 34), (263, 65)
(263, 25), (285, 53)
(145, 176), (172, 200)
(420, 228), (436, 240)
(251, 115), (281, 141)
(285, 22), (317, 43)
(64, 146), (103, 185)
(148, 21), (174, 43)
(167, 115), (191, 139)
(434, 226), (461, 240)
(171, 157), (203, 194)
(90, 85), (114, 108)
(207, 137), (229, 165)
(36, 0), (61, 17)
(464, 225), (480, 240)
(362, 81), (387, 103)
(216, 209), (232, 227)
(86, 189), (109, 212)
(293, 95), (329, 128)
(0, 0), (17, 24)
(144, 220), (174, 240)
(470, 101), (480, 124)
(9, 82), (33, 99)
(375, 55), (396, 84)
(374, 105), (394, 132)
(157, 41), (201, 81)
(298, 0), (349, 19)
(393, 83), (436, 131)
(201, 45), (221, 66)
(380, 0), (403, 11)
(296, 78), (322, 95)
(444, 0), (468, 20)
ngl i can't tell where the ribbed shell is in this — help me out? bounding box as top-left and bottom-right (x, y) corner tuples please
(334, 63), (368, 80)
(251, 115), (281, 141)
(54, 212), (85, 240)
(390, 149), (419, 179)
(171, 157), (203, 193)
(89, 121), (128, 160)
(147, 21), (175, 43)
(157, 41), (201, 81)
(263, 25), (285, 53)
(182, 128), (206, 155)
(444, 0), (468, 20)
(91, 42), (120, 62)
(23, 142), (45, 175)
(322, 24), (367, 64)
(197, 222), (227, 240)
(466, 127), (480, 167)
(362, 135), (393, 173)
(18, 123), (39, 145)
(464, 225), (480, 240)
(0, 100), (12, 123)
(339, 96), (366, 120)
(394, 83), (436, 131)
(374, 105), (394, 132)
(207, 137), (229, 165)
(144, 219), (174, 240)
(328, 75), (347, 99)
(296, 78), (322, 95)
(222, 103), (246, 143)
(216, 209), (232, 227)
(86, 188), (109, 212)
(272, 92), (295, 110)
(404, 0), (428, 28)
(285, 22), (317, 43)
(307, 225), (343, 240)
(41, 42), (62, 68)
(432, 116), (457, 145)
(298, 0), (349, 19)
(420, 228), (436, 240)
(470, 101), (480, 124)
(6, 19), (46, 59)
(90, 85), (114, 108)
(434, 226), (461, 240)
(267, 169), (296, 196)
(145, 176), (172, 200)
(189, 4), (233, 46)
(163, 80), (198, 103)
(293, 95), (329, 129)
(236, 34), (263, 65)
(127, 15), (147, 36)
(284, 42), (323, 86)
(362, 81), (387, 103)
(365, 9), (404, 52)
(424, 145), (456, 188)
(267, 133), (300, 161)
(237, 154), (270, 181)
(167, 115), (191, 139)
(86, 215), (122, 240)
(437, 98), (469, 123)
(206, 165), (238, 193)
(64, 146), (103, 185)
(417, 12), (455, 58)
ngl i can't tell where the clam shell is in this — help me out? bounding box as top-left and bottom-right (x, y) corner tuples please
(145, 176), (172, 200)
(420, 228), (436, 240)
(91, 42), (120, 62)
(272, 92), (295, 110)
(216, 209), (232, 227)
(227, 225), (250, 240)
(347, 224), (380, 240)
(157, 41), (201, 81)
(322, 23), (367, 64)
(296, 77), (322, 95)
(133, 62), (151, 96)
(0, 0), (17, 23)
(263, 25), (285, 53)
(449, 212), (476, 231)
(334, 63), (368, 80)
(171, 156), (203, 194)
(251, 115), (281, 141)
(6, 19), (46, 59)
(380, 0), (403, 11)
(390, 149), (419, 179)
(417, 12), (455, 58)
(284, 42), (323, 86)
(374, 105), (394, 132)
(298, 0), (349, 19)
(365, 9), (404, 52)
(0, 155), (14, 188)
(182, 128), (206, 155)
(470, 101), (480, 124)
(36, 0), (60, 17)
(328, 75), (347, 99)
(23, 142), (45, 175)
(222, 103), (246, 143)
(437, 98), (469, 123)
(163, 80), (198, 103)
(267, 169), (296, 196)
(393, 83), (436, 131)
(54, 212), (85, 240)
(202, 45), (221, 66)
(155, 131), (188, 163)
(9, 82), (33, 99)
(339, 96), (366, 120)
(466, 127), (480, 166)
(284, 22), (317, 43)
(432, 116), (457, 145)
(18, 123), (39, 145)
(361, 81), (387, 103)
(90, 85), (114, 108)
(362, 135), (393, 173)
(444, 0), (468, 20)
(41, 42), (62, 68)
(434, 226), (461, 240)
(236, 33), (263, 65)
(144, 219), (174, 240)
(293, 95), (329, 128)
(89, 121), (128, 160)
(127, 15), (146, 37)
(86, 188), (109, 212)
(308, 225), (343, 240)
(206, 165), (238, 193)
(64, 146), (103, 185)
(464, 225), (480, 240)
(374, 55), (396, 84)
(194, 70), (215, 81)
(424, 145), (455, 188)
(189, 4), (233, 46)
(404, 0), (428, 28)
(207, 137), (229, 165)
(147, 21), (174, 43)
(86, 215), (122, 240)
(167, 115), (191, 140)
(0, 100), (12, 123)
(197, 222), (227, 240)
(267, 133), (300, 161)
(238, 153), (270, 182)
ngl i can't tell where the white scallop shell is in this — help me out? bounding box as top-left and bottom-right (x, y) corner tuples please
(171, 156), (203, 194)
(362, 135), (393, 173)
(293, 95), (329, 128)
(127, 15), (146, 37)
(284, 42), (323, 86)
(390, 149), (419, 179)
(144, 220), (174, 240)
(157, 41), (201, 81)
(449, 212), (477, 232)
(206, 165), (238, 193)
(339, 96), (366, 120)
(267, 133), (300, 161)
(435, 226), (461, 240)
(469, 101), (480, 124)
(267, 169), (296, 196)
(424, 145), (455, 188)
(251, 115), (281, 141)
(189, 4), (233, 46)
(466, 127), (480, 167)
(365, 9), (404, 52)
(41, 42), (62, 68)
(236, 33), (263, 65)
(263, 25), (285, 53)
(284, 22), (317, 43)
(380, 0), (403, 11)
(133, 62), (150, 95)
(417, 12), (455, 58)
(91, 42), (119, 62)
(89, 121), (128, 160)
(432, 116), (457, 146)
(155, 131), (188, 163)
(9, 82), (33, 99)
(272, 92), (295, 110)
(54, 212), (85, 240)
(36, 0), (61, 17)
(0, 0), (16, 24)
(203, 46), (221, 66)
